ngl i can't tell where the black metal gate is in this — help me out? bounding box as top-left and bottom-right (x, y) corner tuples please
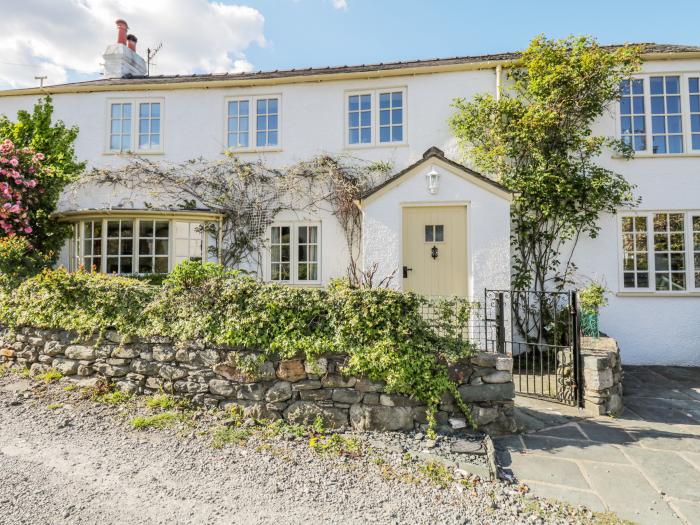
(484, 289), (583, 407)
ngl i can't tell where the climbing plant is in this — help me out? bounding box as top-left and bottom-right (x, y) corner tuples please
(80, 154), (390, 284)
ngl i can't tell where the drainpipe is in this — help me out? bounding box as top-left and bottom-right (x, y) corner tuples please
(495, 64), (502, 101)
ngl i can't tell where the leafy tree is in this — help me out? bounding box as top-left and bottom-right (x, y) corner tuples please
(0, 96), (84, 262)
(450, 36), (640, 293)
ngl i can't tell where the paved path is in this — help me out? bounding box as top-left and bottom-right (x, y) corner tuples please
(495, 366), (700, 525)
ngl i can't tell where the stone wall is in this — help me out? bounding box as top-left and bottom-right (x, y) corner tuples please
(0, 327), (517, 434)
(581, 337), (623, 416)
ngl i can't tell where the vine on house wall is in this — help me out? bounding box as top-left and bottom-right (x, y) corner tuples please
(78, 154), (391, 284)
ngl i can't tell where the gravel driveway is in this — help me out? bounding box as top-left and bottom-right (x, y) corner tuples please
(0, 372), (620, 525)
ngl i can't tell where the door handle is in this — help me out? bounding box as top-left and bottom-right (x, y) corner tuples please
(402, 266), (413, 278)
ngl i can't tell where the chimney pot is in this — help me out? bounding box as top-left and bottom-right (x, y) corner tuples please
(115, 19), (128, 45)
(127, 34), (137, 51)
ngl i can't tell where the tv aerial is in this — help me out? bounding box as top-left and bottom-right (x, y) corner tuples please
(147, 43), (162, 76)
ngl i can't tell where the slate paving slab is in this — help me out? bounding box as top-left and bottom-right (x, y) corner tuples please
(581, 463), (681, 524)
(522, 435), (631, 464)
(623, 447), (700, 502)
(502, 366), (700, 525)
(507, 454), (590, 489)
(669, 498), (700, 524)
(523, 481), (606, 512)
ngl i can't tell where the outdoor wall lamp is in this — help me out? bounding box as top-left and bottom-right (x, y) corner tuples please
(426, 167), (440, 195)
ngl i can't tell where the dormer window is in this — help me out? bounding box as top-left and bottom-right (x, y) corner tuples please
(107, 98), (163, 154)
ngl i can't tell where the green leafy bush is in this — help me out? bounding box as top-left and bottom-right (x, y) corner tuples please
(0, 267), (156, 336)
(0, 237), (51, 285)
(0, 261), (479, 431)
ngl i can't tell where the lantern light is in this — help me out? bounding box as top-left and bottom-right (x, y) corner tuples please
(426, 167), (440, 194)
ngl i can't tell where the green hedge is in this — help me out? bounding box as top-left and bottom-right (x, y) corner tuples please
(0, 261), (478, 432)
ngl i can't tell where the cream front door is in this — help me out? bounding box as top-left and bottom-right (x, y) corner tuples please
(402, 205), (468, 297)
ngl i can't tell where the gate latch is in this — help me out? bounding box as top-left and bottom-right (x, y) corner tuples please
(402, 266), (413, 278)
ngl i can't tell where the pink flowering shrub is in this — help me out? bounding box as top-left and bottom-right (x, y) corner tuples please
(0, 138), (44, 237)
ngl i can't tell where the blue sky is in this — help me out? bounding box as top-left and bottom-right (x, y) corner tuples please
(242, 0), (700, 71)
(1, 0), (699, 89)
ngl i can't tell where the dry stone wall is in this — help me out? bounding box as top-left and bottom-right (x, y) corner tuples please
(581, 337), (623, 416)
(0, 327), (517, 434)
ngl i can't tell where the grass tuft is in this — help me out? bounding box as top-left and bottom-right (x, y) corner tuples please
(131, 411), (183, 430)
(34, 368), (63, 383)
(94, 390), (131, 405)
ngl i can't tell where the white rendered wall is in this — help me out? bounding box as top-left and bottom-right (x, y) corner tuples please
(0, 58), (699, 363)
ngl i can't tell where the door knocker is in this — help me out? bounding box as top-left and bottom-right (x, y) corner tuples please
(431, 245), (438, 259)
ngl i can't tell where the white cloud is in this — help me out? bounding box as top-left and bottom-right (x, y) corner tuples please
(331, 0), (348, 10)
(0, 0), (266, 89)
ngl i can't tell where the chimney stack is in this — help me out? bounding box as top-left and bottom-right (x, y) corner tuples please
(116, 19), (128, 45)
(102, 19), (147, 78)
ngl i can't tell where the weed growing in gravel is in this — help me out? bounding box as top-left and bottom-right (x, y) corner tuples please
(131, 412), (184, 430)
(418, 460), (455, 489)
(94, 390), (131, 405)
(63, 383), (78, 392)
(310, 415), (327, 435)
(308, 434), (360, 457)
(144, 394), (184, 410)
(211, 426), (253, 448)
(20, 366), (30, 377)
(34, 368), (63, 383)
(0, 363), (9, 377)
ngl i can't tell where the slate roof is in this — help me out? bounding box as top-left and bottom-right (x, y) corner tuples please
(5, 43), (700, 93)
(359, 147), (512, 201)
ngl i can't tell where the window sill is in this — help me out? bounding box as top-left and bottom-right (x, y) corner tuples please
(344, 142), (409, 151)
(616, 291), (700, 297)
(612, 152), (700, 159)
(224, 147), (283, 155)
(103, 150), (165, 156)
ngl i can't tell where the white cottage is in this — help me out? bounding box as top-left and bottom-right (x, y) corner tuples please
(0, 21), (698, 365)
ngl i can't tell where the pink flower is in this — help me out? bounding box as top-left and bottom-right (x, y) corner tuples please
(23, 226), (32, 233)
(9, 157), (18, 167)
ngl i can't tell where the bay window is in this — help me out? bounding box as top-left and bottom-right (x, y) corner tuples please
(71, 215), (217, 274)
(269, 223), (320, 284)
(620, 212), (700, 292)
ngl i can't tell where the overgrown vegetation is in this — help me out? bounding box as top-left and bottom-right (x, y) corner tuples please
(0, 261), (478, 432)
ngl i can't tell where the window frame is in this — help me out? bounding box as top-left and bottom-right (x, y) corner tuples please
(344, 87), (407, 149)
(616, 73), (700, 157)
(266, 221), (322, 285)
(223, 94), (283, 153)
(105, 98), (165, 155)
(618, 211), (700, 294)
